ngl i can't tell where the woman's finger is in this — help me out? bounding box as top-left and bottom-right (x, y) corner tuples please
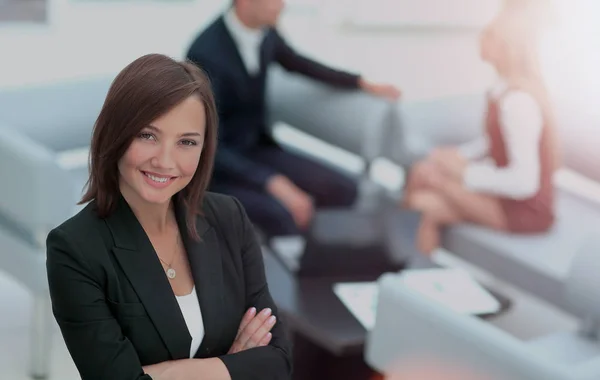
(236, 308), (272, 350)
(245, 315), (276, 350)
(235, 307), (256, 340)
(258, 332), (272, 347)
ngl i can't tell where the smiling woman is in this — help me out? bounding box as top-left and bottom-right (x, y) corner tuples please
(45, 53), (291, 380)
(80, 54), (217, 241)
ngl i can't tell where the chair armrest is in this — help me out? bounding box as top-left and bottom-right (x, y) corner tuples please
(366, 273), (568, 379)
(266, 67), (397, 163)
(0, 125), (76, 241)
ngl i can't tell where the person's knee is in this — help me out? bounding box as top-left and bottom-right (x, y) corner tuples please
(406, 190), (436, 211)
(407, 190), (458, 224)
(408, 160), (434, 185)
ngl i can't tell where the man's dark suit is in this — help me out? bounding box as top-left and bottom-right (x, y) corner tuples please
(186, 16), (360, 237)
(46, 193), (291, 380)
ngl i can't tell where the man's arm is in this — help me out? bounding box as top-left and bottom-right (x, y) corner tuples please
(272, 29), (360, 89)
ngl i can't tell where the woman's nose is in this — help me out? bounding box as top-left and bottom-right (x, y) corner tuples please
(151, 144), (175, 169)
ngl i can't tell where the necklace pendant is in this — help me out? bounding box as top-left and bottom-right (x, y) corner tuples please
(166, 267), (177, 279)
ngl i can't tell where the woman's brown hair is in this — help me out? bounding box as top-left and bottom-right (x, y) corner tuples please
(486, 0), (561, 169)
(80, 53), (218, 240)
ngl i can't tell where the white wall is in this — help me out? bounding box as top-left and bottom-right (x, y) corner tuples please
(0, 0), (497, 99)
(0, 0), (227, 89)
(1, 0), (598, 104)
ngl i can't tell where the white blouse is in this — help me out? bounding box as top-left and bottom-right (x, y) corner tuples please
(223, 7), (266, 75)
(459, 81), (544, 199)
(175, 287), (205, 358)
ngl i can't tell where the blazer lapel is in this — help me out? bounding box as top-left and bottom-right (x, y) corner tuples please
(217, 17), (251, 80)
(174, 200), (224, 358)
(107, 196), (191, 360)
(259, 35), (271, 75)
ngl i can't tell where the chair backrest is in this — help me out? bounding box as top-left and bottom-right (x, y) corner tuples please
(0, 125), (76, 247)
(0, 76), (114, 152)
(0, 76), (113, 243)
(386, 91), (600, 181)
(382, 93), (487, 167)
(266, 67), (397, 164)
(365, 273), (568, 380)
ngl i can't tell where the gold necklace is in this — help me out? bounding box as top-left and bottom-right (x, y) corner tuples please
(156, 230), (180, 280)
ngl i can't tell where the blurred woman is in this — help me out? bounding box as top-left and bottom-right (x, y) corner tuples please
(402, 0), (560, 255)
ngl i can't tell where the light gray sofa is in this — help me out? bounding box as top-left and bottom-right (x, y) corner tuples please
(365, 234), (600, 380)
(0, 67), (397, 378)
(0, 76), (112, 379)
(385, 92), (600, 316)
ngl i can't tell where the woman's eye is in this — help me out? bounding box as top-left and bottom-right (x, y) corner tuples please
(138, 132), (155, 141)
(180, 139), (197, 146)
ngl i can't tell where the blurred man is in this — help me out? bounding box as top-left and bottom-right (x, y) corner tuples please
(187, 0), (400, 237)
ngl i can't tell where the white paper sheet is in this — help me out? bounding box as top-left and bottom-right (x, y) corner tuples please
(399, 268), (501, 315)
(333, 268), (501, 330)
(333, 282), (379, 330)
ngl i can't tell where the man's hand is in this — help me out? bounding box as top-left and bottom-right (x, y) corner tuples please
(228, 307), (276, 354)
(359, 77), (401, 100)
(266, 175), (314, 230)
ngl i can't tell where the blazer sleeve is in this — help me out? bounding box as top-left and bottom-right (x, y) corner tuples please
(218, 198), (293, 380)
(273, 29), (360, 89)
(46, 228), (151, 380)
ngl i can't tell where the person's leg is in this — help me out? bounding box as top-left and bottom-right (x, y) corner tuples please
(406, 179), (508, 254)
(402, 159), (438, 206)
(251, 147), (358, 208)
(404, 148), (469, 203)
(210, 182), (299, 237)
(406, 190), (463, 254)
(434, 181), (508, 231)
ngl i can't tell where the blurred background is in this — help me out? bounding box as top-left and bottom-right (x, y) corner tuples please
(0, 0), (598, 98)
(2, 0), (600, 379)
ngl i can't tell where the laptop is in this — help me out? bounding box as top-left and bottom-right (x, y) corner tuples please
(270, 209), (419, 279)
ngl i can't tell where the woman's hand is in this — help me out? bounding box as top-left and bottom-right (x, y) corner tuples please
(228, 307), (276, 354)
(144, 358), (231, 380)
(142, 361), (173, 379)
(429, 147), (468, 182)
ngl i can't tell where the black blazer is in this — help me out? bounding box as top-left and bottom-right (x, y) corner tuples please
(186, 15), (360, 188)
(46, 192), (291, 380)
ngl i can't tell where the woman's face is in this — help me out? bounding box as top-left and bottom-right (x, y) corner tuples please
(479, 22), (501, 65)
(118, 95), (206, 207)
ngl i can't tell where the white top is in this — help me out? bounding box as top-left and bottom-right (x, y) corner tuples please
(175, 286), (205, 358)
(223, 8), (266, 75)
(459, 81), (544, 199)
